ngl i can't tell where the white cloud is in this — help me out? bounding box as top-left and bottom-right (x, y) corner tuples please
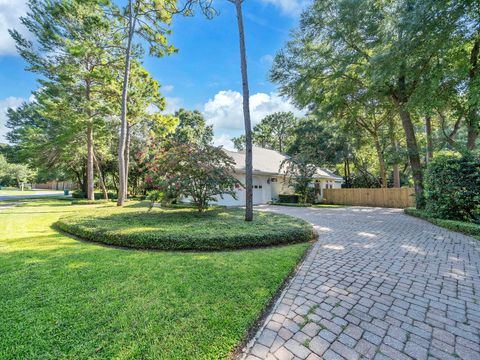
(259, 0), (310, 17)
(0, 0), (28, 55)
(162, 97), (183, 114)
(203, 90), (305, 131)
(162, 84), (174, 93)
(0, 96), (25, 142)
(213, 134), (235, 151)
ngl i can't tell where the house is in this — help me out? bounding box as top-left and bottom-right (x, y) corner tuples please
(214, 146), (343, 206)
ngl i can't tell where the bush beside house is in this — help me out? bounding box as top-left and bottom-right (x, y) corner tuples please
(424, 154), (480, 223)
(405, 153), (480, 240)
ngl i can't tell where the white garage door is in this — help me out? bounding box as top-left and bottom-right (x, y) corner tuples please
(252, 176), (265, 205)
(215, 176), (268, 206)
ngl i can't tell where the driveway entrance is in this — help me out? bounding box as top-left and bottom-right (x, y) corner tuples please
(242, 206), (480, 360)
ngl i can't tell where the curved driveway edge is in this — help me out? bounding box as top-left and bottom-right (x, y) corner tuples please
(241, 206), (480, 360)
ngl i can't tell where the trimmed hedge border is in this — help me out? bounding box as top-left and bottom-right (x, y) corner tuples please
(270, 202), (313, 207)
(404, 208), (480, 240)
(71, 199), (111, 205)
(56, 206), (315, 251)
(270, 202), (346, 208)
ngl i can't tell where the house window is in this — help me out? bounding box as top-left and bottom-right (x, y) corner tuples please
(259, 185), (262, 189)
(271, 178), (278, 183)
(254, 185), (258, 189)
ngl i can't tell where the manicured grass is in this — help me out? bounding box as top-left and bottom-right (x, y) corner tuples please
(56, 201), (314, 250)
(0, 188), (63, 196)
(270, 202), (347, 208)
(311, 204), (347, 208)
(0, 196), (68, 204)
(404, 208), (480, 240)
(0, 199), (310, 359)
(70, 199), (112, 205)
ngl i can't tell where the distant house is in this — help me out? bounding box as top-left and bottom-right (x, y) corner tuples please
(215, 146), (343, 206)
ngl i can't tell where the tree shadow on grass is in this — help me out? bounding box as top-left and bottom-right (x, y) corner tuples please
(14, 199), (74, 208)
(0, 229), (308, 359)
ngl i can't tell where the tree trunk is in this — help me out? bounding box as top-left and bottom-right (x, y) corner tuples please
(112, 173), (118, 194)
(388, 117), (401, 188)
(93, 152), (108, 200)
(393, 164), (401, 188)
(117, 1), (136, 206)
(397, 105), (424, 207)
(373, 133), (387, 188)
(466, 111), (479, 150)
(73, 170), (84, 193)
(425, 115), (433, 162)
(124, 125), (131, 200)
(233, 0), (253, 221)
(82, 171), (87, 194)
(86, 126), (94, 201)
(392, 138), (401, 188)
(467, 38), (479, 150)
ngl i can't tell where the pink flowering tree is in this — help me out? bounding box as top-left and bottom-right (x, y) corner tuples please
(144, 141), (241, 212)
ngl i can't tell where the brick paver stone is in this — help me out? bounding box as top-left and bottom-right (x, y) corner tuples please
(240, 206), (480, 360)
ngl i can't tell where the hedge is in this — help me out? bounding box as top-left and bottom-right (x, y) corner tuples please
(56, 204), (315, 251)
(270, 202), (312, 207)
(278, 194), (300, 203)
(424, 154), (480, 223)
(72, 190), (118, 200)
(404, 208), (480, 240)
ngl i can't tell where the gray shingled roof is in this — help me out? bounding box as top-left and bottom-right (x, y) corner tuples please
(224, 146), (343, 180)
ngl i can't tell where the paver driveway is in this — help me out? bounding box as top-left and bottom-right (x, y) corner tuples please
(242, 206), (480, 360)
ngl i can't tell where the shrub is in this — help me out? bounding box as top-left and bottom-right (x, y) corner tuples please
(72, 190), (85, 198)
(270, 202), (312, 207)
(424, 154), (480, 223)
(56, 205), (315, 251)
(147, 190), (169, 210)
(95, 192), (117, 200)
(72, 190), (118, 200)
(278, 194), (300, 203)
(405, 208), (480, 239)
(305, 187), (317, 204)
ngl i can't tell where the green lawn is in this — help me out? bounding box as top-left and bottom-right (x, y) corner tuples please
(0, 188), (63, 196)
(0, 199), (309, 359)
(311, 204), (347, 208)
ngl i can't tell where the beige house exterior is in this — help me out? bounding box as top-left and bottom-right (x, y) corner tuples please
(214, 147), (343, 206)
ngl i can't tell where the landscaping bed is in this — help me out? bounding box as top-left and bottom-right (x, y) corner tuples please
(270, 202), (346, 208)
(270, 202), (312, 207)
(0, 199), (310, 358)
(404, 208), (480, 240)
(56, 201), (315, 250)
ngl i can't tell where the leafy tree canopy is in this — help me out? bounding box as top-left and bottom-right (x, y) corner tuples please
(145, 141), (240, 212)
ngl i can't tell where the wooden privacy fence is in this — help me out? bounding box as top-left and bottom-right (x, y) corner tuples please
(323, 188), (416, 208)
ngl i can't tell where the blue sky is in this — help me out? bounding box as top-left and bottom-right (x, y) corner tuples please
(0, 0), (309, 148)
